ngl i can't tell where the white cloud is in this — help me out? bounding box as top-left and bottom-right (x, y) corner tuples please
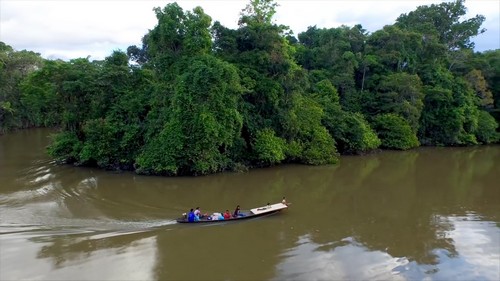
(1, 0), (498, 60)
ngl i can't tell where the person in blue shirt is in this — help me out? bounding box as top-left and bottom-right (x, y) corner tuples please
(187, 209), (195, 222)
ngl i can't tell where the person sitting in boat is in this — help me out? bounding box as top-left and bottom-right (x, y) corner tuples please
(282, 197), (288, 206)
(194, 207), (206, 218)
(210, 212), (222, 221)
(218, 212), (224, 220)
(233, 205), (245, 217)
(187, 209), (195, 222)
(223, 210), (231, 219)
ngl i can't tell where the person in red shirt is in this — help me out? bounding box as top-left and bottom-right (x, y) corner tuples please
(223, 209), (231, 219)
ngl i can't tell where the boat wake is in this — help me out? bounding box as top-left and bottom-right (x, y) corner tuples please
(0, 218), (179, 239)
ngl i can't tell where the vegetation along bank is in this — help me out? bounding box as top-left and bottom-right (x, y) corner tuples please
(1, 0), (499, 176)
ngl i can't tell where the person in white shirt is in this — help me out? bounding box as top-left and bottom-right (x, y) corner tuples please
(194, 207), (201, 218)
(211, 212), (221, 220)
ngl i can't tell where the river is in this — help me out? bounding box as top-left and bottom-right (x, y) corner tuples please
(1, 128), (499, 280)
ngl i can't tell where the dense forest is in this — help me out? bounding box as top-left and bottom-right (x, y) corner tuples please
(1, 0), (499, 176)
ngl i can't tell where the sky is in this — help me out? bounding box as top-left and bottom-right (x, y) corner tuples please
(1, 0), (499, 61)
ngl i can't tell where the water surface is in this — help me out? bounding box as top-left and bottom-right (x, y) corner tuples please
(1, 129), (499, 280)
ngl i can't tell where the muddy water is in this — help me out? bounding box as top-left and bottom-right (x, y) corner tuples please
(1, 129), (499, 280)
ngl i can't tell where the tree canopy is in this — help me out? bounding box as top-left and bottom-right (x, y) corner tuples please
(1, 0), (498, 175)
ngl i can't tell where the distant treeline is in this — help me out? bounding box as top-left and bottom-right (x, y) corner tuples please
(1, 0), (499, 176)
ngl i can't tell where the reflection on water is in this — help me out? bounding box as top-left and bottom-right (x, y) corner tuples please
(0, 129), (499, 280)
(439, 214), (500, 280)
(1, 229), (158, 280)
(275, 235), (408, 281)
(275, 215), (499, 281)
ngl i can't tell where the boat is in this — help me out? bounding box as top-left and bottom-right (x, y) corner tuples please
(176, 202), (288, 223)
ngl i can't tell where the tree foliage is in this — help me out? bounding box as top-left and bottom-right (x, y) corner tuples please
(0, 43), (43, 132)
(137, 55), (243, 175)
(395, 0), (485, 51)
(475, 111), (500, 144)
(253, 128), (286, 165)
(372, 113), (419, 150)
(329, 111), (381, 154)
(2, 0), (498, 176)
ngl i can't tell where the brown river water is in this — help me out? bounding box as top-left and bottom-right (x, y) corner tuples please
(0, 128), (499, 280)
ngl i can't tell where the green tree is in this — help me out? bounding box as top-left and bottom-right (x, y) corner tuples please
(211, 21), (239, 61)
(329, 111), (381, 154)
(480, 51), (500, 110)
(296, 25), (367, 106)
(87, 51), (131, 119)
(374, 73), (424, 132)
(0, 42), (43, 132)
(475, 111), (500, 144)
(137, 55), (243, 175)
(253, 128), (286, 165)
(239, 0), (278, 25)
(78, 52), (153, 169)
(418, 79), (479, 146)
(217, 0), (320, 166)
(281, 93), (338, 164)
(59, 58), (99, 132)
(372, 113), (419, 150)
(46, 50), (155, 168)
(395, 0), (485, 75)
(464, 69), (494, 109)
(20, 60), (62, 127)
(139, 3), (212, 76)
(365, 25), (423, 76)
(47, 131), (82, 163)
(395, 0), (485, 51)
(79, 118), (121, 167)
(17, 0), (499, 178)
(463, 51), (500, 122)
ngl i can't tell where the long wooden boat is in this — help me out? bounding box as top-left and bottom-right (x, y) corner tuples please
(176, 202), (288, 224)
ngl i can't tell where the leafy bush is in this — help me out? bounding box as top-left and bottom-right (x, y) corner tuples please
(300, 126), (339, 165)
(136, 119), (185, 175)
(330, 111), (381, 154)
(372, 113), (419, 150)
(253, 128), (286, 165)
(419, 87), (461, 145)
(475, 110), (500, 144)
(79, 118), (120, 168)
(47, 131), (82, 163)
